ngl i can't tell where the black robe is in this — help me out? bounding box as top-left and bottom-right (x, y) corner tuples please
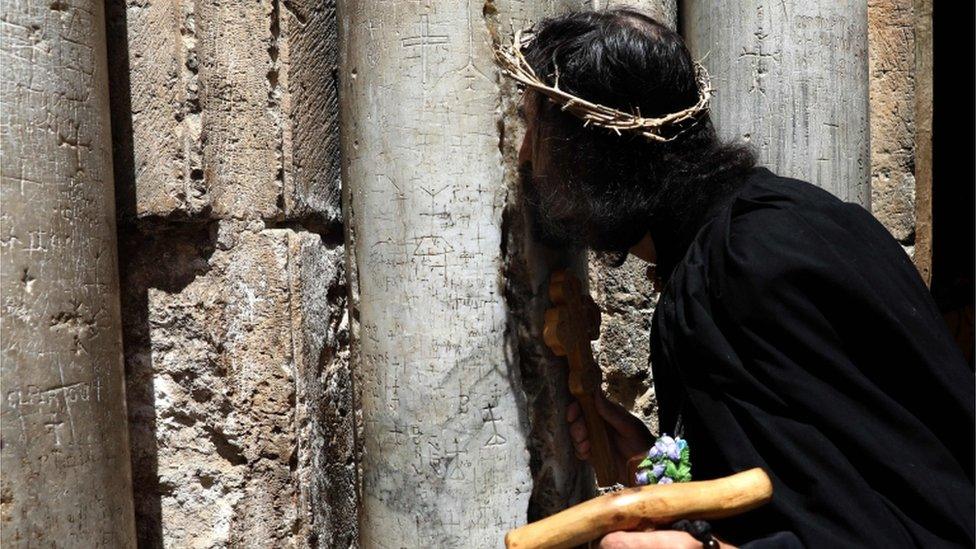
(649, 167), (975, 548)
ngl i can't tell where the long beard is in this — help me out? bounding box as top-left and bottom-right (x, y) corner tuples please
(518, 162), (635, 268)
(518, 162), (586, 249)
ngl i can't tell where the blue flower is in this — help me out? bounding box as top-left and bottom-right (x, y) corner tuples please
(642, 434), (692, 485)
(651, 463), (665, 479)
(655, 435), (681, 461)
(635, 470), (651, 485)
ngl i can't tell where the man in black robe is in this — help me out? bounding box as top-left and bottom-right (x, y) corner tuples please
(513, 9), (975, 548)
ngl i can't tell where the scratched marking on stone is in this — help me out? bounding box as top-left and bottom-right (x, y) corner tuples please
(445, 438), (467, 480)
(400, 14), (449, 84)
(349, 2), (534, 544)
(482, 402), (507, 447)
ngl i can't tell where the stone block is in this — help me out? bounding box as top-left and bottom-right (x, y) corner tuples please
(120, 222), (349, 547)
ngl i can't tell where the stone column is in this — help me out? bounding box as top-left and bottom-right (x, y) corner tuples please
(341, 0), (612, 544)
(594, 0), (676, 28)
(0, 0), (137, 546)
(682, 1), (870, 205)
(913, 0), (933, 283)
(105, 0), (353, 545)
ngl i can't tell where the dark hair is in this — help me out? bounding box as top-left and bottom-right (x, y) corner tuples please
(520, 8), (756, 263)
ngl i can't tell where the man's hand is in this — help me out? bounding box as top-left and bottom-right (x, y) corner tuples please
(567, 392), (654, 485)
(599, 531), (736, 549)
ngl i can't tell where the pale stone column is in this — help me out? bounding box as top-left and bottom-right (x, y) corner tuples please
(341, 2), (529, 544)
(341, 0), (617, 543)
(682, 1), (870, 205)
(0, 0), (137, 546)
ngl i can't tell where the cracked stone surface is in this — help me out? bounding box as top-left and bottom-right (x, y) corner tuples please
(869, 0), (917, 247)
(107, 0), (354, 546)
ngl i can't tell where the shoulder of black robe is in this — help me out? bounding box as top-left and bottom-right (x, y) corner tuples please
(650, 167), (975, 548)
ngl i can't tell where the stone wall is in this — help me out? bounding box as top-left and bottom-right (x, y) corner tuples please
(869, 0), (917, 252)
(105, 0), (355, 546)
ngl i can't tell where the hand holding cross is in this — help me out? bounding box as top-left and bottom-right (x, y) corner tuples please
(543, 270), (618, 486)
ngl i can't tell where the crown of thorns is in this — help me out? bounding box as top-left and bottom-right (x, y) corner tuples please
(493, 28), (714, 142)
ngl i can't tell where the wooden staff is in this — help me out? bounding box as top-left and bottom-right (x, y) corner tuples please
(543, 270), (617, 486)
(505, 468), (774, 549)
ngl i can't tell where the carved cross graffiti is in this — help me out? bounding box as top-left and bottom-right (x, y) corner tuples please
(482, 402), (507, 447)
(543, 270), (617, 485)
(401, 14), (448, 84)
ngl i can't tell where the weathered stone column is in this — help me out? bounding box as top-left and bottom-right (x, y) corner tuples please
(682, 1), (870, 205)
(0, 0), (137, 546)
(342, 0), (623, 543)
(868, 0), (917, 250)
(105, 0), (353, 545)
(341, 2), (530, 545)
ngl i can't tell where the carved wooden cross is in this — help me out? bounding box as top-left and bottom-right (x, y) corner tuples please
(543, 270), (617, 486)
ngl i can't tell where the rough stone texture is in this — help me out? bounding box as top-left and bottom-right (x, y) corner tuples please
(290, 234), (355, 549)
(107, 0), (207, 219)
(0, 0), (137, 546)
(106, 0), (353, 546)
(869, 0), (916, 246)
(279, 0), (343, 224)
(588, 254), (660, 427)
(110, 0), (342, 225)
(196, 1), (281, 220)
(912, 0), (933, 283)
(118, 222), (347, 547)
(682, 1), (870, 206)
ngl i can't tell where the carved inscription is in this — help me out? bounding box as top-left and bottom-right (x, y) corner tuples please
(685, 1), (869, 203)
(401, 14), (449, 84)
(343, 0), (532, 545)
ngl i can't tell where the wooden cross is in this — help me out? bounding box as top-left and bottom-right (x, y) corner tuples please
(543, 270), (617, 486)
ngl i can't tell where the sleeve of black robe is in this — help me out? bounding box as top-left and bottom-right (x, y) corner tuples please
(650, 174), (975, 548)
